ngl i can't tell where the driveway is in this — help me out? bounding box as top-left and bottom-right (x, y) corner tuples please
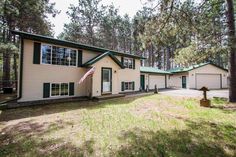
(159, 88), (229, 99)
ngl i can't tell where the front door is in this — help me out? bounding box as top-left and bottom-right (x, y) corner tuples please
(140, 75), (145, 90)
(182, 76), (187, 88)
(102, 68), (112, 93)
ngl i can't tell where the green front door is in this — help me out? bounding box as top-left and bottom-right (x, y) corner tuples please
(140, 75), (145, 90)
(182, 76), (187, 88)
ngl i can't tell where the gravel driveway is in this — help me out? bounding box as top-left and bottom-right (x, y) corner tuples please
(159, 88), (229, 99)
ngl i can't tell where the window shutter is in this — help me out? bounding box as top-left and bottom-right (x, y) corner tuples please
(43, 83), (50, 98)
(121, 57), (124, 66)
(33, 42), (41, 64)
(69, 82), (75, 96)
(77, 50), (83, 67)
(133, 59), (135, 69)
(132, 81), (135, 90)
(121, 82), (125, 91)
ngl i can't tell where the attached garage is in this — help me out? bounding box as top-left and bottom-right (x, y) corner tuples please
(140, 67), (170, 90)
(169, 63), (228, 90)
(149, 75), (166, 89)
(195, 74), (221, 89)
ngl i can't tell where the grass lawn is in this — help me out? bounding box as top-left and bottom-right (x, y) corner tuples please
(0, 94), (236, 157)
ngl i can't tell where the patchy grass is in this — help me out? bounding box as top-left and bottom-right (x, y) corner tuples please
(0, 94), (236, 157)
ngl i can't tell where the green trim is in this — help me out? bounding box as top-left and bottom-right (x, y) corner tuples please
(140, 75), (145, 90)
(69, 82), (75, 96)
(33, 42), (41, 64)
(77, 50), (83, 67)
(11, 30), (145, 59)
(83, 51), (124, 68)
(140, 67), (171, 74)
(165, 75), (167, 88)
(121, 82), (125, 91)
(182, 76), (187, 88)
(168, 62), (228, 73)
(43, 83), (50, 98)
(133, 58), (135, 69)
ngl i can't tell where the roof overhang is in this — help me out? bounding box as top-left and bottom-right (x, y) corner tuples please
(11, 30), (145, 59)
(169, 63), (228, 73)
(82, 51), (124, 68)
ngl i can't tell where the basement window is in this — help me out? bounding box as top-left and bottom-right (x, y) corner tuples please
(124, 82), (134, 90)
(51, 83), (69, 97)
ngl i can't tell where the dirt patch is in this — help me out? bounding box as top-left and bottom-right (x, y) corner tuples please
(131, 99), (189, 120)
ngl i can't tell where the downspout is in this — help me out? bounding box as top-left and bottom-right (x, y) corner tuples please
(18, 37), (24, 100)
(0, 37), (23, 105)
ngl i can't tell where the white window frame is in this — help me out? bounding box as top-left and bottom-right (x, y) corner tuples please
(40, 43), (78, 67)
(124, 82), (134, 91)
(124, 57), (133, 69)
(50, 83), (69, 97)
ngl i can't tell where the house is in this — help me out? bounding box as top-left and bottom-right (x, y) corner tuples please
(168, 63), (228, 89)
(11, 30), (145, 103)
(140, 67), (170, 90)
(10, 30), (228, 104)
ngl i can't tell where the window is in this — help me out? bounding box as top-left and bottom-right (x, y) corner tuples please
(41, 45), (52, 64)
(51, 83), (60, 96)
(124, 82), (133, 90)
(70, 50), (77, 66)
(61, 83), (69, 96)
(51, 83), (69, 97)
(123, 58), (133, 69)
(41, 44), (77, 66)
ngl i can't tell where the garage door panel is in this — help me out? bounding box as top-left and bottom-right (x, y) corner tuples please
(196, 74), (221, 89)
(149, 75), (166, 89)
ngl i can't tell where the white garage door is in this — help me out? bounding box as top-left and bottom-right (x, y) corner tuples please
(149, 75), (166, 89)
(196, 74), (221, 89)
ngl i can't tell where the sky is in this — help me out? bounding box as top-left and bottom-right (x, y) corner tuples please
(48, 0), (145, 37)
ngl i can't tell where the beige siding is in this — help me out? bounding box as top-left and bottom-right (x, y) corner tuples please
(91, 56), (120, 96)
(19, 39), (92, 102)
(143, 73), (149, 89)
(141, 73), (168, 89)
(169, 72), (189, 88)
(82, 50), (100, 64)
(188, 64), (228, 89)
(149, 75), (166, 89)
(118, 59), (141, 91)
(142, 73), (169, 89)
(19, 39), (141, 101)
(92, 57), (140, 96)
(195, 74), (221, 89)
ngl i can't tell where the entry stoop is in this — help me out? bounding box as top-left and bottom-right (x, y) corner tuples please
(93, 94), (125, 101)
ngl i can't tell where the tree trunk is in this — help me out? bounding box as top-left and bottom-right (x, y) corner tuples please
(166, 47), (171, 70)
(2, 28), (12, 88)
(226, 0), (236, 102)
